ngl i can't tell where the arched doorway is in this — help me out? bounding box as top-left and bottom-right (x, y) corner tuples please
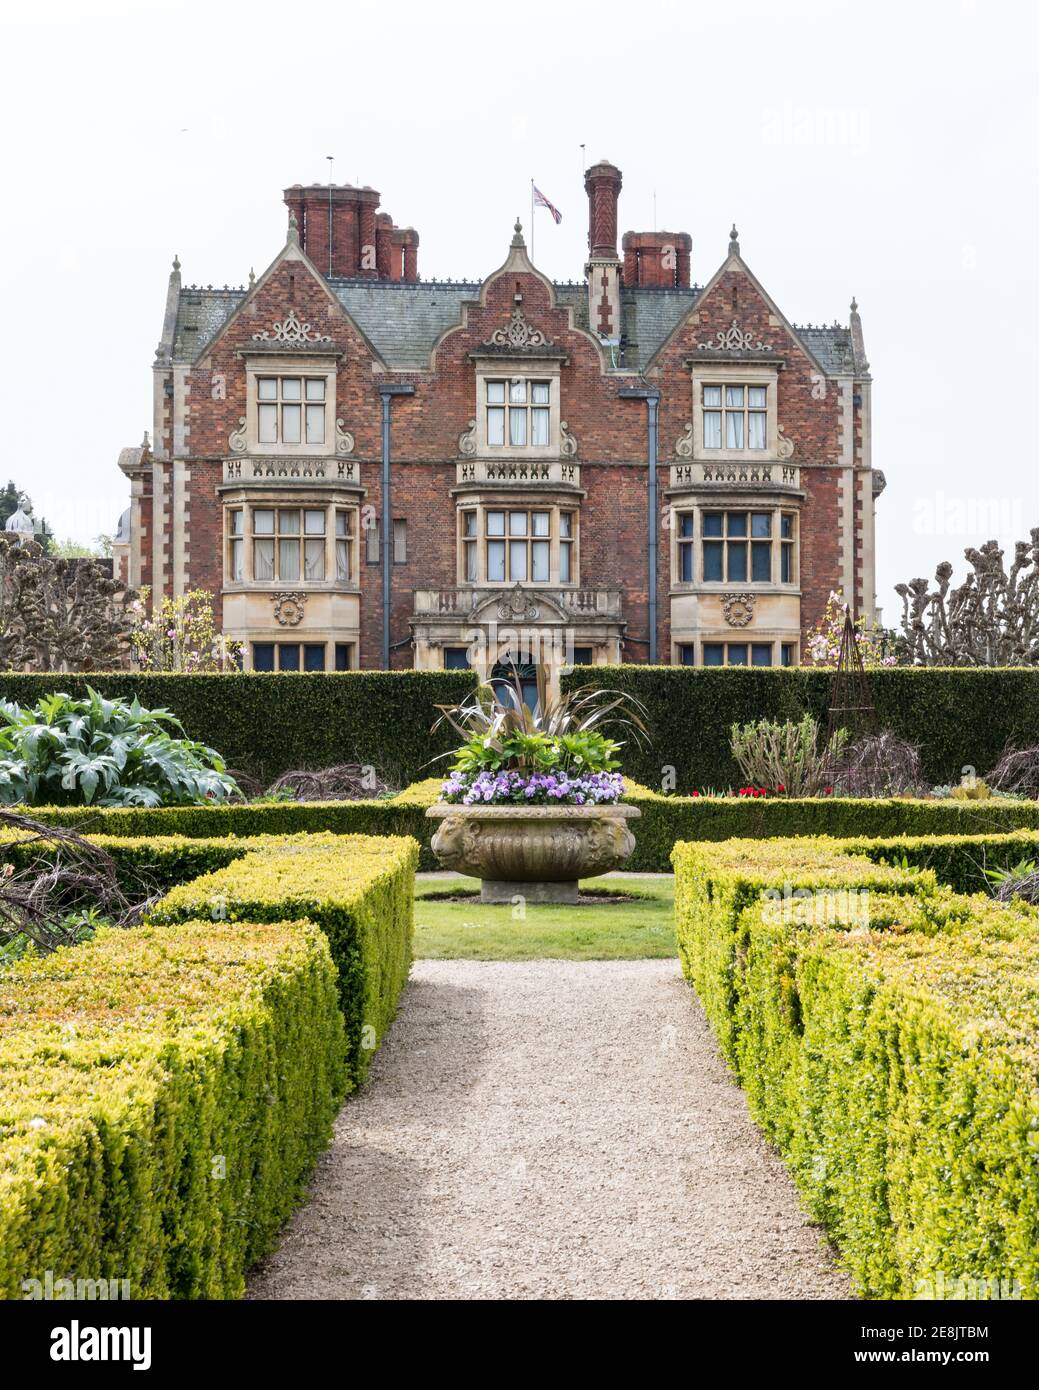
(491, 656), (539, 714)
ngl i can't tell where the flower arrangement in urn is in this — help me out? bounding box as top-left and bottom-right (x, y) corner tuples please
(427, 666), (647, 904)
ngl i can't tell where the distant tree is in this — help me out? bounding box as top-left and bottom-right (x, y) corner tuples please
(0, 534), (135, 672)
(896, 531), (1039, 666)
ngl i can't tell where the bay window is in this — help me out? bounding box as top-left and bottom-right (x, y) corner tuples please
(225, 502), (358, 586)
(458, 505), (578, 585)
(674, 508), (798, 585)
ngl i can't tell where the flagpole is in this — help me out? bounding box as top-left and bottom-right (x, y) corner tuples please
(530, 178), (534, 261)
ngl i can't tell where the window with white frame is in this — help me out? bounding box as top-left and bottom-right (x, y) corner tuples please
(226, 503), (357, 585)
(255, 375), (328, 447)
(459, 505), (577, 585)
(486, 379), (551, 448)
(701, 383), (768, 450)
(673, 508), (798, 585)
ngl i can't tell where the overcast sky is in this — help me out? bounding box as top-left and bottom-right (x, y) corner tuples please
(2, 0), (1036, 619)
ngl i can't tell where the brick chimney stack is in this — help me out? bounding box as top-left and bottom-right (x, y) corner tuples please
(622, 230), (692, 288)
(283, 183), (419, 281)
(584, 160), (623, 341)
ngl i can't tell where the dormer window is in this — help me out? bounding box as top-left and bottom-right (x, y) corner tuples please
(486, 378), (552, 448)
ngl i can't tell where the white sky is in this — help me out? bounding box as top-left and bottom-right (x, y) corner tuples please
(2, 0), (1036, 619)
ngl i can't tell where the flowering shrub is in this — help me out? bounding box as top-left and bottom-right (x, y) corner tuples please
(442, 768), (624, 806)
(130, 588), (242, 673)
(805, 590), (898, 668)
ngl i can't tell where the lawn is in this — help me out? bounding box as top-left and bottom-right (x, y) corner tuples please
(413, 874), (676, 960)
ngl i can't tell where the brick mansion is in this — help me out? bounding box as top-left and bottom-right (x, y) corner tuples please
(115, 161), (882, 679)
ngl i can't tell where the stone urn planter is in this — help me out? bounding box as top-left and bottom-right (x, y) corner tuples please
(425, 802), (641, 903)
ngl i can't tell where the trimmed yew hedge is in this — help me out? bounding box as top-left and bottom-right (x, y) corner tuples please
(0, 670), (476, 786)
(673, 833), (1039, 1298)
(562, 664), (1039, 792)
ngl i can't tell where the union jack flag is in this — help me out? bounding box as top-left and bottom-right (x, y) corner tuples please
(533, 185), (562, 224)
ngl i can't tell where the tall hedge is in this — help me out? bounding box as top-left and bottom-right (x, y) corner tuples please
(0, 670), (477, 786)
(562, 665), (1039, 792)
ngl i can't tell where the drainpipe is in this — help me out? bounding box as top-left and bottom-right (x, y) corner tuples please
(619, 386), (660, 663)
(377, 383), (415, 669)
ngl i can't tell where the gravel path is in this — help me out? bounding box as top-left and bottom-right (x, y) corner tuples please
(248, 961), (853, 1300)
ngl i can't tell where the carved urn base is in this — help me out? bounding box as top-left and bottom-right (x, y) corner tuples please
(425, 803), (641, 904)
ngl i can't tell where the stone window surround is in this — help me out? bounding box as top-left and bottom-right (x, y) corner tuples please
(672, 637), (800, 667)
(243, 353), (338, 457)
(455, 498), (579, 587)
(472, 358), (562, 457)
(689, 362), (779, 461)
(670, 501), (800, 589)
(247, 636), (356, 673)
(223, 493), (360, 590)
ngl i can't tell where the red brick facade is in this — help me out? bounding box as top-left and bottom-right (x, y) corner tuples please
(121, 162), (879, 675)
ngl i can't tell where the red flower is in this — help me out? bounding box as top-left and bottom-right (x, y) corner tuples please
(777, 784), (785, 793)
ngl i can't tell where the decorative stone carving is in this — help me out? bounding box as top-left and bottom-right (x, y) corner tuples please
(674, 422), (694, 458)
(560, 422), (578, 458)
(252, 308), (332, 345)
(458, 419), (477, 457)
(496, 583), (539, 622)
(486, 306), (551, 350)
(425, 803), (642, 904)
(722, 592), (756, 628)
(271, 591), (307, 626)
(776, 427), (795, 460)
(335, 419), (355, 455)
(697, 318), (769, 352)
(228, 417), (248, 453)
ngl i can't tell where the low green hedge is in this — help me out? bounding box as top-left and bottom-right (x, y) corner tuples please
(147, 833), (419, 1084)
(0, 670), (476, 787)
(562, 664), (1039, 791)
(672, 833), (1039, 1298)
(0, 918), (347, 1299)
(19, 778), (1039, 875)
(840, 828), (1039, 893)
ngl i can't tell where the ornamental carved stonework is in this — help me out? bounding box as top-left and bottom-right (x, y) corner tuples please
(674, 423), (694, 458)
(335, 419), (355, 455)
(496, 583), (539, 622)
(776, 427), (795, 460)
(228, 417), (248, 453)
(252, 309), (332, 345)
(560, 422), (578, 458)
(697, 318), (770, 352)
(272, 592), (307, 626)
(427, 805), (639, 887)
(458, 419), (477, 457)
(722, 593), (756, 628)
(485, 306), (551, 350)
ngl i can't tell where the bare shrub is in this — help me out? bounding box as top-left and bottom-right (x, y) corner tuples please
(986, 746), (1039, 799)
(265, 763), (395, 802)
(730, 714), (846, 796)
(0, 810), (143, 957)
(832, 731), (924, 797)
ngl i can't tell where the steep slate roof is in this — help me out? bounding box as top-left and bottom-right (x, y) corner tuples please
(171, 277), (856, 376)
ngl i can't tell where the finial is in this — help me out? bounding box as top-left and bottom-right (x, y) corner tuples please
(287, 210), (300, 245)
(728, 224), (740, 257)
(511, 218), (525, 248)
(141, 430), (150, 450)
(248, 266), (256, 287)
(172, 254), (181, 275)
(850, 295), (859, 314)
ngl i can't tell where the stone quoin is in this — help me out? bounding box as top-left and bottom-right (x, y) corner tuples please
(115, 161), (881, 679)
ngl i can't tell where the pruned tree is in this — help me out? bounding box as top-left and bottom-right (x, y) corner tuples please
(896, 531), (1039, 666)
(0, 534), (136, 672)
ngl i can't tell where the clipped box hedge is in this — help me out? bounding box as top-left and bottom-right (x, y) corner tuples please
(146, 832), (419, 1084)
(0, 918), (346, 1300)
(20, 776), (1039, 876)
(0, 670), (476, 787)
(562, 664), (1039, 792)
(672, 833), (1039, 1298)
